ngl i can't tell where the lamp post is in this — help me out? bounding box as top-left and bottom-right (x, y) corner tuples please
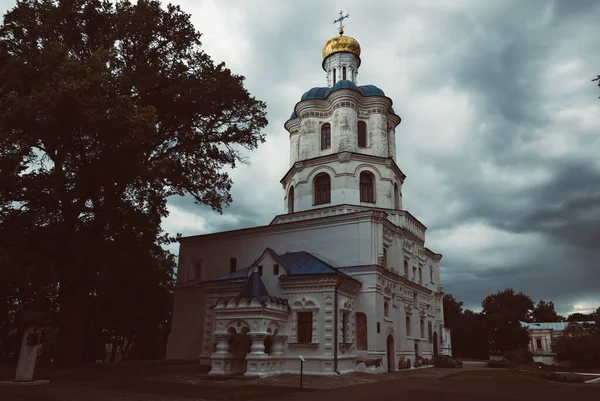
(298, 355), (305, 388)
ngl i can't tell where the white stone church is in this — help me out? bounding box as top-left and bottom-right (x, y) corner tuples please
(166, 22), (452, 376)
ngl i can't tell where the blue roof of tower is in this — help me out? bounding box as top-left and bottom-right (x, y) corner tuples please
(290, 80), (393, 119)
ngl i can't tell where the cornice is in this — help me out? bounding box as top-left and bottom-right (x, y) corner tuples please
(179, 209), (379, 244)
(424, 247), (443, 261)
(284, 89), (401, 132)
(280, 152), (406, 188)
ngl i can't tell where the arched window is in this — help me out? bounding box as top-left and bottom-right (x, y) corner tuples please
(384, 301), (389, 317)
(360, 171), (375, 203)
(404, 260), (409, 277)
(356, 313), (368, 350)
(230, 257), (237, 273)
(406, 316), (411, 337)
(321, 123), (331, 150)
(420, 319), (425, 338)
(314, 173), (331, 205)
(288, 186), (294, 213)
(394, 183), (400, 210)
(343, 66), (347, 80)
(357, 121), (367, 147)
(333, 68), (336, 85)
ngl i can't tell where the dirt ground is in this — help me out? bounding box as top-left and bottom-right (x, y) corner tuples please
(0, 361), (598, 401)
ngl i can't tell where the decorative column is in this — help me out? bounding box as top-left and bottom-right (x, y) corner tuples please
(209, 333), (234, 375)
(270, 335), (286, 356)
(248, 332), (268, 355)
(245, 332), (269, 377)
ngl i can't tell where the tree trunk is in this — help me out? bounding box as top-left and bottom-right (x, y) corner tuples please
(57, 276), (88, 366)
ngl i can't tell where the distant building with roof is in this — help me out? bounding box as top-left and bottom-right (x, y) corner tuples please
(166, 15), (451, 376)
(520, 321), (594, 365)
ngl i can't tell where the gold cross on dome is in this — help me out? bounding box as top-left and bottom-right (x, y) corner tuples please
(333, 10), (350, 34)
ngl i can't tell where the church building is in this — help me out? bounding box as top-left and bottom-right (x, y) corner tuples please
(166, 16), (452, 376)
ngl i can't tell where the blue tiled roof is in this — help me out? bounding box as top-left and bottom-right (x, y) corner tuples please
(289, 80), (395, 119)
(212, 266), (251, 282)
(277, 251), (341, 275)
(209, 248), (361, 285)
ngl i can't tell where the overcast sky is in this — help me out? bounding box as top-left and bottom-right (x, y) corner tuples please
(2, 0), (599, 316)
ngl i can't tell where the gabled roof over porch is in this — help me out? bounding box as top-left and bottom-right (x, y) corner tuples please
(208, 247), (361, 286)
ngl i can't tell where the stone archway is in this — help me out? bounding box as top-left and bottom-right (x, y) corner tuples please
(228, 325), (251, 374)
(433, 332), (438, 357)
(386, 335), (395, 372)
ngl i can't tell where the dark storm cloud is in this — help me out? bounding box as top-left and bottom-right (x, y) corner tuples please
(3, 0), (597, 315)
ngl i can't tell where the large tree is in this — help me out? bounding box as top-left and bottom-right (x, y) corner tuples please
(0, 0), (267, 364)
(531, 300), (564, 323)
(482, 289), (533, 353)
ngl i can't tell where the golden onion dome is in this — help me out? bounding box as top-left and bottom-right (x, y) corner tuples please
(322, 32), (361, 61)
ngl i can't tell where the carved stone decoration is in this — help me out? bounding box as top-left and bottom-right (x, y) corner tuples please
(405, 304), (413, 314)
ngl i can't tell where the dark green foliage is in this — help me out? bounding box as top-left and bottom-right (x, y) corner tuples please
(443, 294), (489, 359)
(0, 0), (267, 364)
(482, 289), (533, 353)
(503, 349), (533, 366)
(553, 333), (600, 368)
(531, 300), (564, 323)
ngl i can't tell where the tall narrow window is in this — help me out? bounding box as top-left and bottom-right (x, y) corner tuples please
(333, 68), (336, 85)
(357, 121), (367, 147)
(189, 259), (204, 280)
(360, 172), (375, 203)
(404, 260), (409, 277)
(394, 183), (400, 210)
(420, 319), (425, 338)
(384, 301), (389, 317)
(419, 267), (422, 285)
(343, 66), (347, 80)
(230, 257), (237, 274)
(430, 267), (434, 283)
(356, 313), (368, 350)
(342, 312), (349, 342)
(258, 265), (263, 276)
(288, 186), (294, 213)
(273, 264), (279, 275)
(321, 123), (331, 150)
(314, 173), (331, 205)
(297, 312), (313, 343)
(382, 247), (388, 268)
(406, 316), (411, 337)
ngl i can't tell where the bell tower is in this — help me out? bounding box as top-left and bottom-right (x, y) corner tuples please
(281, 13), (404, 215)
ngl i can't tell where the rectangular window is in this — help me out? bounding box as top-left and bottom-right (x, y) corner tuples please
(430, 268), (434, 283)
(320, 123), (331, 150)
(377, 322), (381, 333)
(333, 68), (336, 85)
(536, 339), (542, 349)
(314, 183), (331, 205)
(297, 312), (313, 343)
(273, 264), (279, 275)
(189, 259), (204, 280)
(258, 265), (263, 276)
(412, 267), (417, 282)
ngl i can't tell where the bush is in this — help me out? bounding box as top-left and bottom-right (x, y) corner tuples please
(434, 355), (463, 368)
(553, 334), (600, 367)
(541, 372), (586, 383)
(503, 349), (533, 365)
